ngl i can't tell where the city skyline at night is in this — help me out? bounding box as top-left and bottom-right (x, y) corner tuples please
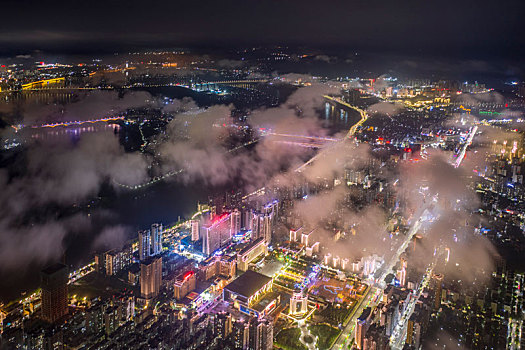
(0, 2), (524, 349)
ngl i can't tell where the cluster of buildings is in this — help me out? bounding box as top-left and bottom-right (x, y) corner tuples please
(429, 262), (525, 348)
(0, 200), (281, 349)
(3, 50), (525, 350)
(353, 274), (441, 350)
(362, 77), (490, 103)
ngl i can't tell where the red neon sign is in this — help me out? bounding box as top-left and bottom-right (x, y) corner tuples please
(183, 271), (195, 281)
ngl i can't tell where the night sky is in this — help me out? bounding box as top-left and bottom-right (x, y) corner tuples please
(1, 0), (524, 58)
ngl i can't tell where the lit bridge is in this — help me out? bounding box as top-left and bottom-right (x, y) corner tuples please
(114, 131), (337, 191)
(114, 139), (259, 190)
(1, 79), (270, 93)
(189, 79), (269, 91)
(261, 131), (340, 149)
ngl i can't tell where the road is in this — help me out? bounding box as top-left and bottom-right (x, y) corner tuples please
(385, 123), (478, 348)
(330, 205), (430, 350)
(389, 264), (435, 349)
(375, 207), (428, 286)
(454, 125), (478, 168)
(331, 284), (374, 349)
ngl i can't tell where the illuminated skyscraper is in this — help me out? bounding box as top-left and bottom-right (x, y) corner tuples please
(202, 213), (232, 256)
(252, 211), (273, 244)
(41, 263), (69, 323)
(151, 223), (163, 256)
(140, 256), (162, 299)
(138, 230), (151, 261)
(242, 209), (254, 231)
(255, 200), (279, 244)
(191, 220), (200, 241)
(230, 209), (241, 236)
(138, 223), (163, 261)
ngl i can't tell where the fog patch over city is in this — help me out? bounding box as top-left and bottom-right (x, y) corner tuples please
(0, 75), (502, 290)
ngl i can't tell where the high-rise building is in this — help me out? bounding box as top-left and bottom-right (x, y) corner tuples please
(191, 220), (200, 241)
(138, 230), (151, 261)
(174, 271), (196, 300)
(202, 213), (232, 256)
(264, 200), (279, 222)
(249, 317), (274, 350)
(356, 307), (372, 349)
(242, 208), (254, 231)
(225, 189), (243, 209)
(289, 227), (303, 242)
(200, 254), (237, 280)
(432, 273), (444, 310)
(396, 257), (407, 287)
(104, 306), (120, 336)
(252, 200), (278, 244)
(138, 223), (163, 261)
(140, 257), (162, 299)
(406, 314), (423, 349)
(151, 223), (163, 256)
(230, 209), (241, 236)
(231, 320), (250, 349)
(301, 230), (312, 247)
(104, 245), (133, 276)
(252, 212), (273, 244)
(213, 312), (232, 340)
(40, 263), (69, 323)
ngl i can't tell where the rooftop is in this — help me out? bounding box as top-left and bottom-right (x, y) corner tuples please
(252, 291), (280, 312)
(41, 263), (67, 276)
(224, 270), (272, 298)
(358, 307), (372, 322)
(238, 237), (265, 256)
